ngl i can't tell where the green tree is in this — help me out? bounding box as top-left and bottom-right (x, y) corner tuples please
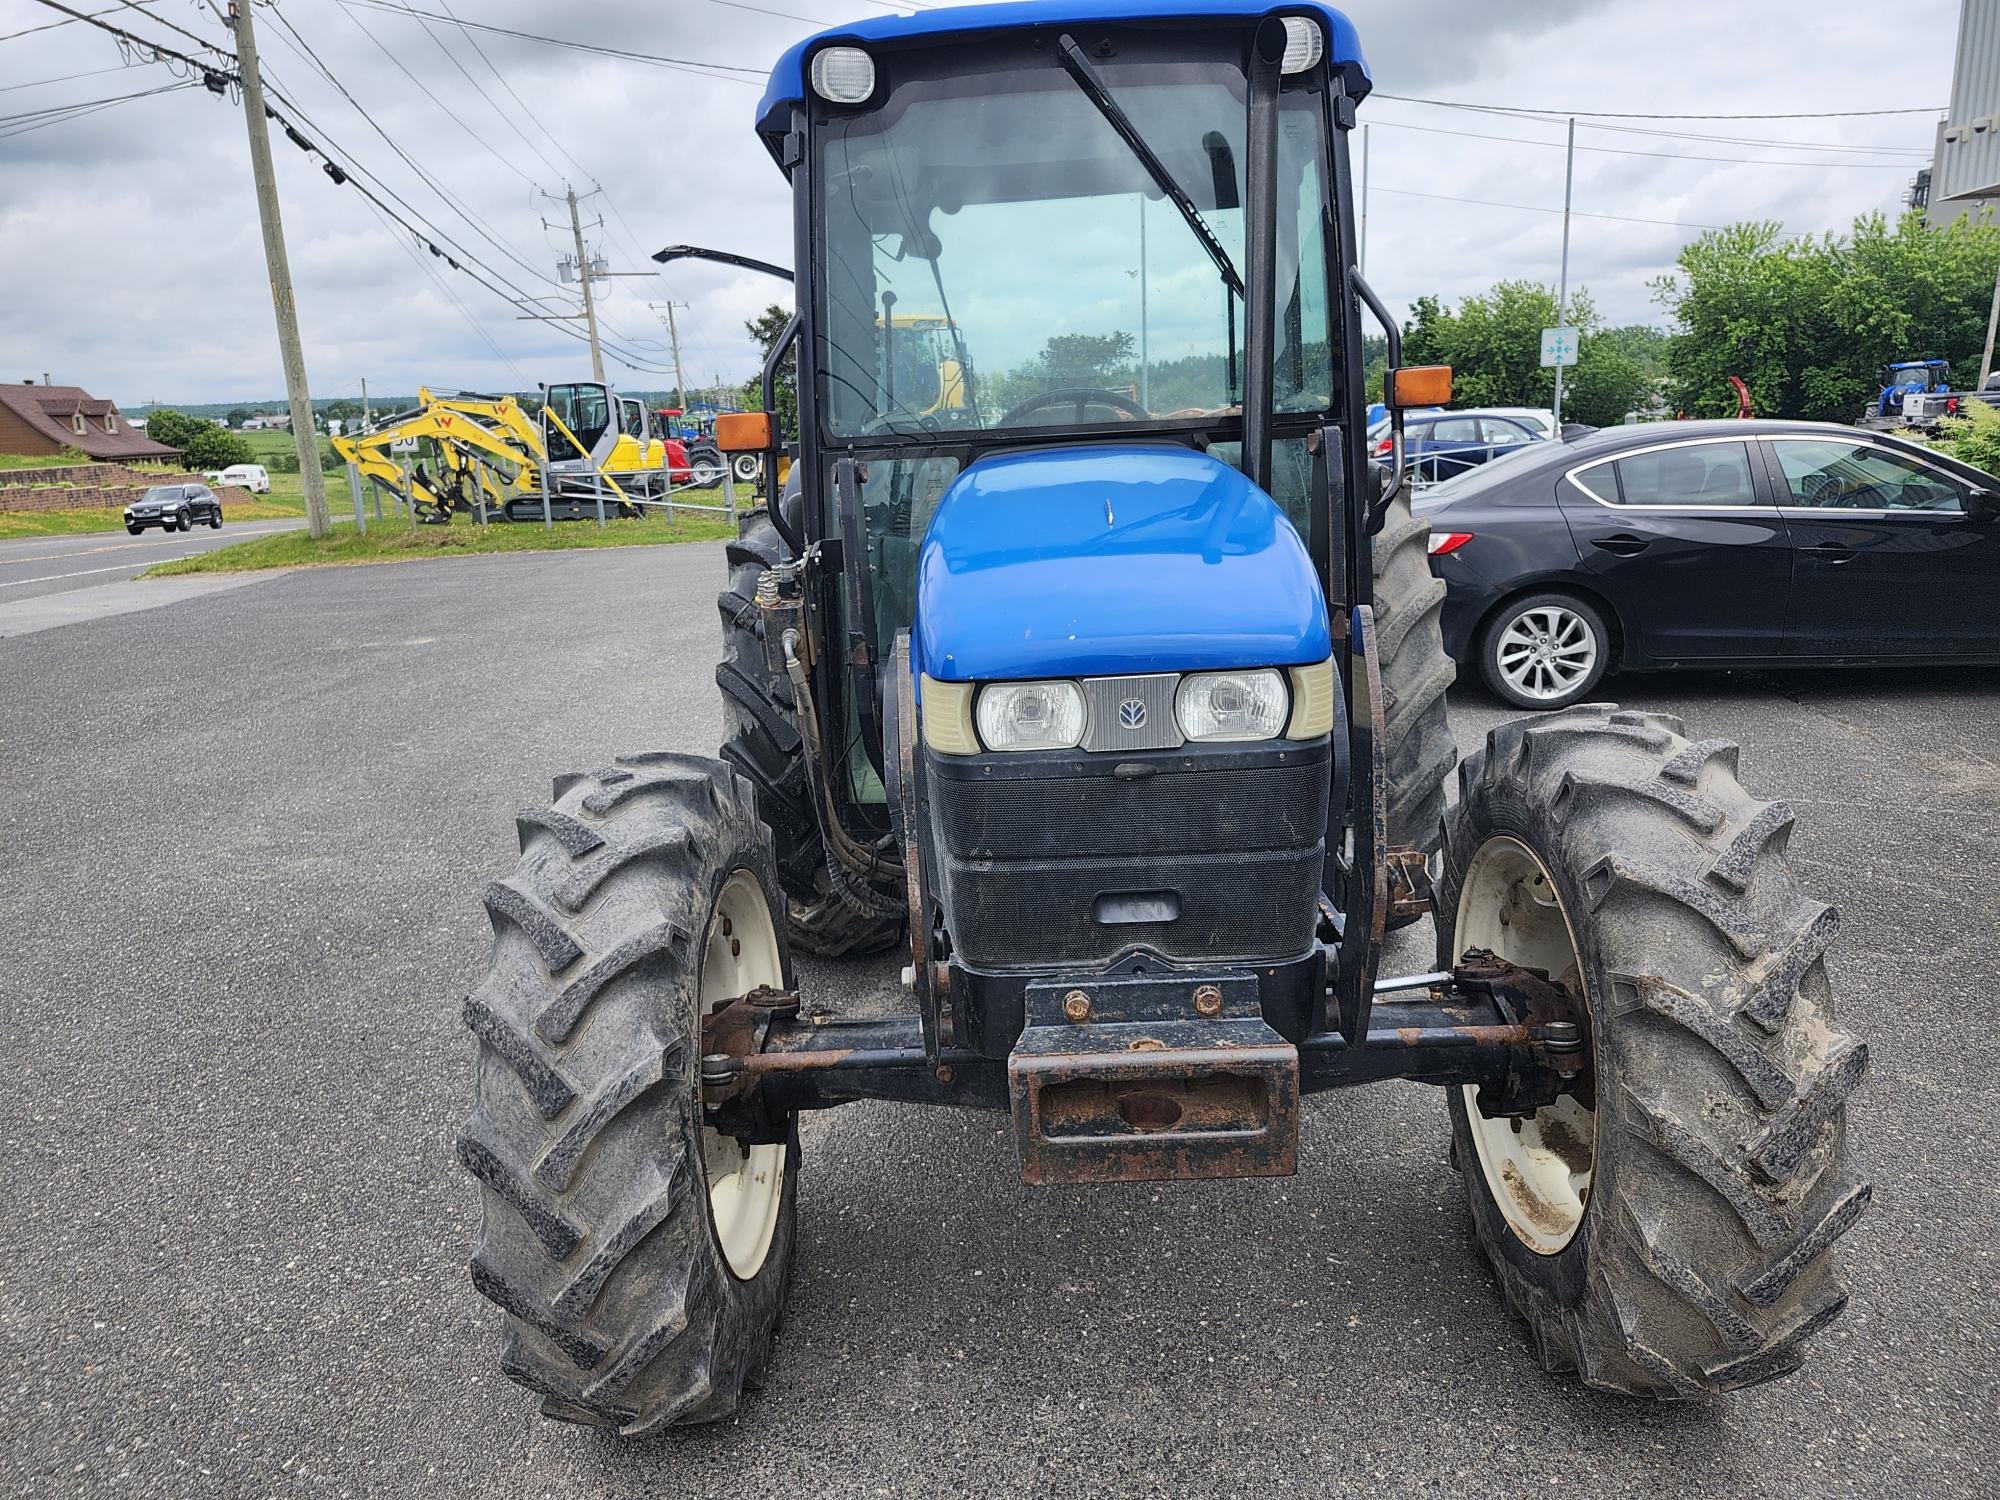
(1652, 210), (2000, 420)
(143, 407), (201, 451)
(739, 303), (797, 437)
(225, 407), (252, 430)
(1038, 331), (1136, 383)
(1399, 280), (1642, 425)
(180, 422), (253, 470)
(324, 399), (363, 423)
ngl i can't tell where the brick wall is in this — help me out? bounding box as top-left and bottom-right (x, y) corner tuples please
(0, 464), (251, 514)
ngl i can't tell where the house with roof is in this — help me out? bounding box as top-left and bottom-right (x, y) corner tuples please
(0, 381), (180, 461)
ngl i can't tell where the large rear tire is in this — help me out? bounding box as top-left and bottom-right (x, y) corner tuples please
(461, 754), (799, 1432)
(714, 510), (904, 957)
(1371, 488), (1457, 856)
(1440, 704), (1870, 1396)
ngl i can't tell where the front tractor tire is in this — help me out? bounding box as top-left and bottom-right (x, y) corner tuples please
(714, 509), (904, 957)
(460, 754), (799, 1433)
(1371, 488), (1457, 856)
(1440, 704), (1870, 1396)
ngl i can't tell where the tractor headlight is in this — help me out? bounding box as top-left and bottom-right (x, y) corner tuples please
(810, 46), (876, 104)
(1175, 669), (1288, 742)
(976, 680), (1086, 751)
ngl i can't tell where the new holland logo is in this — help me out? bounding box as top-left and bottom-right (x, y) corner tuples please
(1117, 698), (1148, 730)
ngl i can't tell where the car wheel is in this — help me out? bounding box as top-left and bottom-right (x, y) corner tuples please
(210, 510), (222, 529)
(1479, 592), (1609, 711)
(127, 525), (143, 536)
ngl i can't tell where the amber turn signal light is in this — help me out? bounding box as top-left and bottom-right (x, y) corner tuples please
(715, 411), (773, 451)
(1388, 365), (1453, 408)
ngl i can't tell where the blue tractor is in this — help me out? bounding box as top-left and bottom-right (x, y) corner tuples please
(1872, 357), (1951, 421)
(459, 1), (1871, 1433)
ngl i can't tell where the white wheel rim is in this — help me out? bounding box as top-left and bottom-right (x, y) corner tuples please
(1496, 605), (1597, 701)
(1453, 836), (1595, 1255)
(698, 869), (786, 1279)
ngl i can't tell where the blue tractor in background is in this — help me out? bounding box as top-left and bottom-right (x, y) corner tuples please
(1870, 357), (1952, 423)
(458, 1), (1871, 1434)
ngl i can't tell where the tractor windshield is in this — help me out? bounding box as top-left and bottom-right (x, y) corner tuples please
(815, 47), (1333, 441)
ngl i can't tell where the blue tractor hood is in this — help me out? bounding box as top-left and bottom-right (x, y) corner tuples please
(912, 444), (1331, 683)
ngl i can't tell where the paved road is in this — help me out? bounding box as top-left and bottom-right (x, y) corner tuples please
(1, 545), (1995, 1498)
(0, 521), (299, 603)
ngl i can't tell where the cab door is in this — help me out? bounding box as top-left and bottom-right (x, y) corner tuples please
(1759, 433), (2000, 657)
(1557, 436), (1793, 660)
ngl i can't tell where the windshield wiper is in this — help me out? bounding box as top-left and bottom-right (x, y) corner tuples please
(1055, 33), (1244, 298)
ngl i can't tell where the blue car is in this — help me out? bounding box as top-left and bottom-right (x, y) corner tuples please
(1384, 411), (1544, 484)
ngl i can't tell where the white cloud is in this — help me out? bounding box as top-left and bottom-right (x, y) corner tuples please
(0, 0), (1954, 405)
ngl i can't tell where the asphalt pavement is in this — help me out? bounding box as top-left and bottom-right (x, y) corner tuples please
(0, 543), (1994, 1499)
(0, 521), (303, 638)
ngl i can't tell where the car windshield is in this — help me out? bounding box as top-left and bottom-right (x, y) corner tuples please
(139, 487), (178, 502)
(815, 48), (1333, 439)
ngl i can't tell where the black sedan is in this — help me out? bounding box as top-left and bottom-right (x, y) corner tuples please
(125, 483), (223, 535)
(1413, 419), (2000, 708)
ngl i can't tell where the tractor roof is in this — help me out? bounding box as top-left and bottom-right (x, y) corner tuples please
(755, 1), (1370, 166)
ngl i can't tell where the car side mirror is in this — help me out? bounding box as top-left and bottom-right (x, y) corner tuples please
(1965, 487), (2000, 521)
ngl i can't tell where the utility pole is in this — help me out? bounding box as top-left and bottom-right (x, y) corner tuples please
(565, 186), (604, 383)
(1980, 257), (2000, 388)
(1551, 116), (1575, 432)
(651, 300), (690, 409)
(361, 376), (370, 431)
(229, 0), (329, 538)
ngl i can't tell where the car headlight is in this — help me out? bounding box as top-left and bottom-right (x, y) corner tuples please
(975, 680), (1086, 751)
(1175, 669), (1288, 742)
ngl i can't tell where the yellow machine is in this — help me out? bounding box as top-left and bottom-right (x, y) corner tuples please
(331, 380), (677, 523)
(882, 313), (969, 417)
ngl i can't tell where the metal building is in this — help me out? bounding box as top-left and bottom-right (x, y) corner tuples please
(1928, 0), (2000, 225)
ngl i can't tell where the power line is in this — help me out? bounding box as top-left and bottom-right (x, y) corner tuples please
(1372, 185), (1729, 233)
(338, 0), (767, 81)
(1375, 91), (1945, 122)
(408, 0), (569, 184)
(331, 0), (538, 190)
(0, 77), (195, 138)
(24, 0), (676, 379)
(108, 0), (225, 57)
(256, 6), (559, 288)
(1368, 117), (1921, 171)
(0, 3), (124, 43)
(0, 59), (161, 92)
(435, 0), (591, 183)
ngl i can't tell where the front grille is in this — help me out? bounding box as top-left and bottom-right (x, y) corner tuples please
(1077, 674), (1182, 752)
(927, 740), (1330, 970)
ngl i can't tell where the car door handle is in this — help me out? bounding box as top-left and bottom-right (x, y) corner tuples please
(1589, 534), (1649, 556)
(1803, 543), (1856, 565)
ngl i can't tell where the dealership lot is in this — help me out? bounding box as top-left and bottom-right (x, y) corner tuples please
(0, 543), (1994, 1498)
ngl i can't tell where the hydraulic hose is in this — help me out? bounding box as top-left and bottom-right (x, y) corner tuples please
(782, 629), (906, 916)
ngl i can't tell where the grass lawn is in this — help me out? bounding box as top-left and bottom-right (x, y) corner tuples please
(0, 495), (306, 540)
(144, 504), (736, 577)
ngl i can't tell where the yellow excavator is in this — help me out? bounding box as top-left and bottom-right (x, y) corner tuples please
(331, 379), (690, 523)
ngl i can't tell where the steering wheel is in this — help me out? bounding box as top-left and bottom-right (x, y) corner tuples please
(1000, 387), (1151, 427)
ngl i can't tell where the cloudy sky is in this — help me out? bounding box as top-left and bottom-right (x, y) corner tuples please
(0, 0), (1957, 407)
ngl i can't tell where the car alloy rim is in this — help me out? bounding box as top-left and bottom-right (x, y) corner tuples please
(1453, 835), (1596, 1255)
(1496, 605), (1597, 701)
(697, 869), (786, 1279)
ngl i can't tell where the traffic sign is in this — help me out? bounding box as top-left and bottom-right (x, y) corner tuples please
(1540, 326), (1581, 367)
